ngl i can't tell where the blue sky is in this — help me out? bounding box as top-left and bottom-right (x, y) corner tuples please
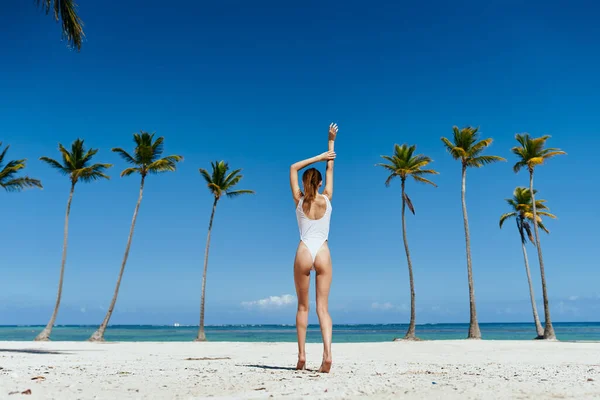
(1, 0), (599, 326)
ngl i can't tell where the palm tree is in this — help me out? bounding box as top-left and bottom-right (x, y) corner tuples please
(377, 144), (438, 340)
(0, 142), (43, 192)
(499, 187), (556, 338)
(36, 0), (84, 51)
(441, 126), (505, 339)
(196, 161), (254, 341)
(512, 134), (565, 340)
(35, 139), (111, 341)
(89, 132), (182, 342)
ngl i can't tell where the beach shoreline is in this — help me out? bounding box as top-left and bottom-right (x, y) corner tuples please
(1, 340), (599, 399)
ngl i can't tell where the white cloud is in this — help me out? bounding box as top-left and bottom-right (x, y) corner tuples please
(242, 294), (295, 309)
(568, 296), (579, 301)
(80, 307), (86, 313)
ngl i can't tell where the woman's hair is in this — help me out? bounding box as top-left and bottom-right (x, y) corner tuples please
(302, 168), (322, 206)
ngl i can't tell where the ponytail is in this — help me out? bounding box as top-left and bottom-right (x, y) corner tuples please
(302, 168), (322, 206)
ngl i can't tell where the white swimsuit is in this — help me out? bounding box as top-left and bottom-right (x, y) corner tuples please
(296, 194), (332, 263)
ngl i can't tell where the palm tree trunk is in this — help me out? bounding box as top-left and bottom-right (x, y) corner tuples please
(195, 197), (218, 342)
(517, 219), (544, 338)
(529, 170), (556, 340)
(401, 179), (418, 340)
(461, 164), (481, 339)
(35, 182), (76, 341)
(89, 176), (145, 342)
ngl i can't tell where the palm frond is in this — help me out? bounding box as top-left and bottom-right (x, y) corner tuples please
(377, 163), (398, 173)
(161, 155), (184, 164)
(223, 168), (243, 189)
(512, 133), (565, 173)
(147, 156), (182, 174)
(36, 0), (85, 51)
(522, 220), (535, 243)
(151, 136), (165, 161)
(40, 156), (70, 175)
(207, 182), (221, 197)
(403, 192), (415, 215)
(199, 168), (212, 185)
(542, 150), (567, 159)
(223, 174), (243, 190)
(384, 173), (397, 187)
(411, 169), (439, 176)
(0, 160), (26, 180)
(0, 143), (9, 165)
(81, 147), (99, 165)
(75, 164), (112, 183)
(112, 148), (137, 165)
(467, 155), (506, 168)
(468, 138), (494, 157)
(1, 177), (43, 192)
(513, 160), (527, 173)
(120, 167), (140, 177)
(502, 186), (555, 239)
(536, 211), (557, 219)
(411, 175), (437, 186)
(226, 189), (255, 198)
(538, 220), (550, 234)
(200, 161), (252, 200)
(441, 137), (466, 159)
(499, 212), (516, 228)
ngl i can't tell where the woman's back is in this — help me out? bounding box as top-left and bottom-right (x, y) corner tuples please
(300, 194), (328, 220)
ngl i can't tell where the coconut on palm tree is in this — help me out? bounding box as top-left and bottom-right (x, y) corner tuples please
(0, 142), (43, 192)
(196, 161), (254, 342)
(512, 134), (565, 340)
(377, 144), (438, 340)
(36, 139), (112, 341)
(499, 187), (556, 338)
(89, 132), (182, 342)
(441, 126), (505, 339)
(36, 0), (84, 51)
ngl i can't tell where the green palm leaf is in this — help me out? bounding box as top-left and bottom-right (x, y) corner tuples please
(41, 139), (112, 184)
(442, 126), (506, 167)
(2, 177), (43, 192)
(499, 187), (556, 242)
(113, 131), (182, 178)
(0, 143), (42, 192)
(226, 189), (256, 198)
(200, 161), (254, 200)
(40, 157), (70, 175)
(377, 144), (438, 208)
(113, 148), (137, 165)
(120, 167), (140, 177)
(36, 0), (85, 51)
(499, 212), (517, 228)
(511, 134), (565, 173)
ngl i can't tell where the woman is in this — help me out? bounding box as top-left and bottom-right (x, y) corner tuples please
(289, 123), (338, 373)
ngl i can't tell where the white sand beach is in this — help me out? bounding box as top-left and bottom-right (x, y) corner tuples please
(1, 340), (599, 399)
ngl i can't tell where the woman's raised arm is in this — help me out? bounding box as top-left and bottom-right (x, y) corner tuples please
(323, 123), (338, 200)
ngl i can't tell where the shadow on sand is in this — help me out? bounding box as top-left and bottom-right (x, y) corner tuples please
(0, 348), (69, 355)
(240, 364), (299, 371)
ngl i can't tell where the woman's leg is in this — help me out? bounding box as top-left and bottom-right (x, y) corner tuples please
(294, 242), (312, 370)
(314, 244), (333, 373)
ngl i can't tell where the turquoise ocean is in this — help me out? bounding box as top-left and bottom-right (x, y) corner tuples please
(0, 323), (598, 342)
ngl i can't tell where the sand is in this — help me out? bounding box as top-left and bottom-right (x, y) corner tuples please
(1, 340), (599, 399)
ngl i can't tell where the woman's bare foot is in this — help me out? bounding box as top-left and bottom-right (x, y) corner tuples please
(296, 358), (306, 370)
(318, 359), (332, 373)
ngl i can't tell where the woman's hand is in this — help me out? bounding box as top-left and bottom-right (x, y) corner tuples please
(319, 150), (336, 162)
(328, 123), (338, 141)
